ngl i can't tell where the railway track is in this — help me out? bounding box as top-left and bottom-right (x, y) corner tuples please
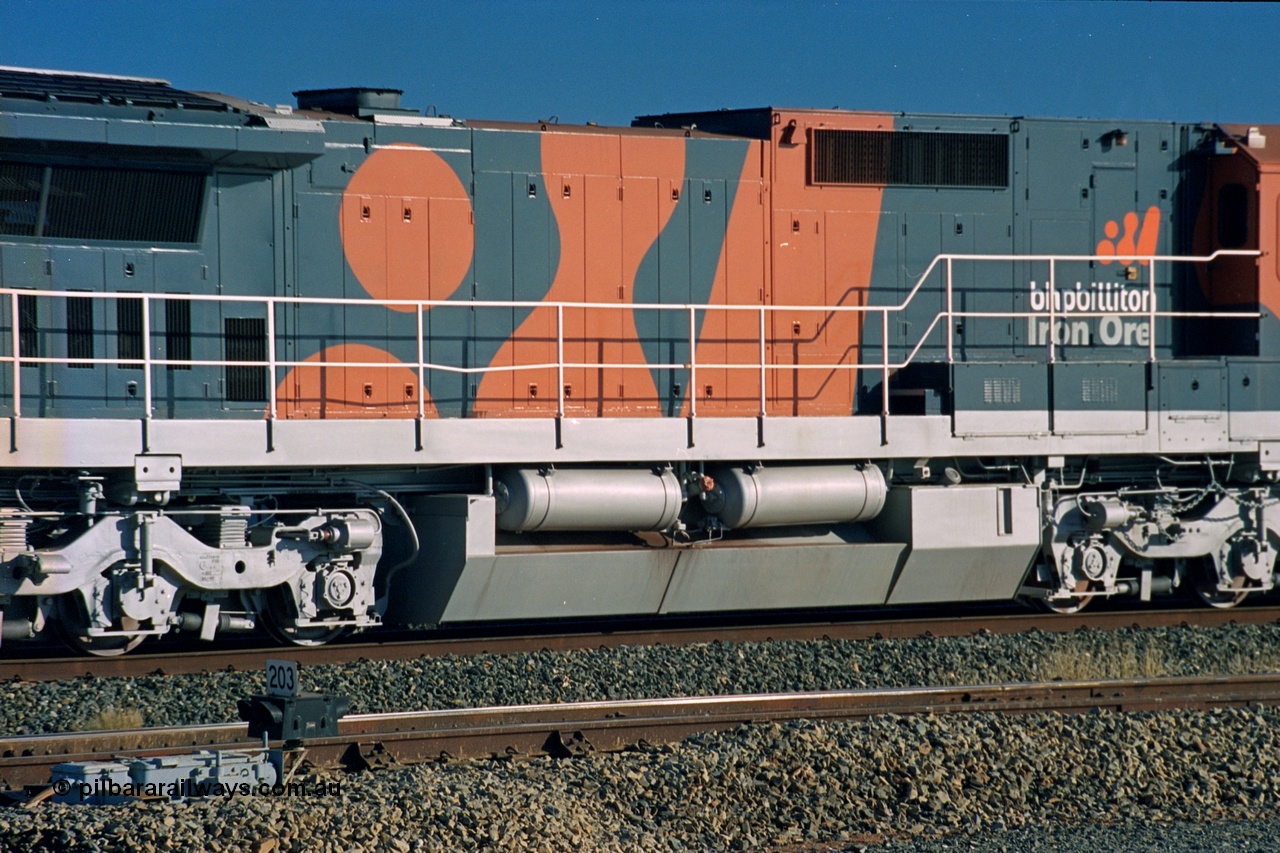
(4, 604), (1279, 683)
(4, 673), (1280, 791)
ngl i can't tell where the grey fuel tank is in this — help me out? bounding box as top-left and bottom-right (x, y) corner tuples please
(494, 467), (684, 532)
(706, 464), (888, 529)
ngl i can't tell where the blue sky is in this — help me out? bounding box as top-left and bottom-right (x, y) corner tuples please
(3, 1), (1277, 126)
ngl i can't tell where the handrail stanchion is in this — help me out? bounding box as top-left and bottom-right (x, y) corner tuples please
(11, 291), (20, 421)
(945, 257), (954, 363)
(1047, 258), (1056, 364)
(556, 304), (565, 419)
(688, 305), (697, 420)
(555, 304), (565, 449)
(265, 297), (276, 422)
(142, 294), (153, 450)
(757, 305), (766, 448)
(758, 306), (767, 418)
(881, 309), (890, 444)
(416, 305), (426, 420)
(1147, 259), (1157, 363)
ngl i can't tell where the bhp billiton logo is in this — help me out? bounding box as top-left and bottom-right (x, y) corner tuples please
(1097, 206), (1160, 266)
(1026, 205), (1162, 348)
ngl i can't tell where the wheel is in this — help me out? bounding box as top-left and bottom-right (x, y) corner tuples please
(250, 587), (348, 647)
(53, 593), (147, 656)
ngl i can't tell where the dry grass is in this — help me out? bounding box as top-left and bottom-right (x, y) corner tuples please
(1226, 649), (1280, 675)
(73, 706), (144, 732)
(1038, 645), (1169, 681)
(1040, 643), (1280, 682)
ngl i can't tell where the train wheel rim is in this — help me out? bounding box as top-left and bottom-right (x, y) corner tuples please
(53, 594), (147, 656)
(1194, 569), (1248, 610)
(1042, 580), (1094, 614)
(252, 588), (348, 647)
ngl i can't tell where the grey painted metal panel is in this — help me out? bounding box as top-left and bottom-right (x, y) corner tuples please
(388, 494), (902, 624)
(10, 417), (142, 466)
(0, 244), (48, 288)
(438, 550), (678, 622)
(0, 114), (323, 163)
(384, 494), (496, 625)
(879, 484), (1040, 604)
(953, 362), (1050, 436)
(1228, 361), (1280, 440)
(0, 113), (110, 144)
(1229, 413), (1279, 442)
(1051, 362), (1147, 434)
(1158, 362), (1227, 449)
(4, 410), (1270, 469)
(657, 541), (904, 613)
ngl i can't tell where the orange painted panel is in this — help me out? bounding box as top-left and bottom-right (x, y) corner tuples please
(341, 144), (473, 308)
(582, 173), (625, 415)
(278, 343), (434, 419)
(771, 210), (827, 414)
(618, 137), (685, 415)
(428, 197), (474, 302)
(769, 111), (894, 210)
(341, 193), (386, 298)
(765, 112), (888, 416)
(687, 143), (768, 417)
(478, 132), (686, 418)
(822, 209), (880, 409)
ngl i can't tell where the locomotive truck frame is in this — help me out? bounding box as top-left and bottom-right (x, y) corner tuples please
(0, 67), (1276, 654)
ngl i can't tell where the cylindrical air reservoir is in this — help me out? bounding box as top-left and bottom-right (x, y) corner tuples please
(709, 464), (887, 529)
(1081, 498), (1133, 531)
(495, 468), (684, 532)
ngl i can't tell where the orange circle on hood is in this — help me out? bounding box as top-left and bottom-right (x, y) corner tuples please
(341, 143), (473, 308)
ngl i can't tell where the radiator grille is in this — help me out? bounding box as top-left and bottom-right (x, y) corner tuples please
(17, 294), (38, 360)
(0, 160), (204, 242)
(224, 317), (267, 402)
(811, 129), (1009, 188)
(67, 296), (94, 368)
(117, 297), (144, 368)
(165, 299), (191, 370)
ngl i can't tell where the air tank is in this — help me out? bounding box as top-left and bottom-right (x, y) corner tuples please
(495, 467), (684, 532)
(707, 464), (887, 529)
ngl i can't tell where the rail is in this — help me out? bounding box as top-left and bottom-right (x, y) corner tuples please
(0, 249), (1261, 437)
(4, 673), (1280, 789)
(7, 604), (1278, 684)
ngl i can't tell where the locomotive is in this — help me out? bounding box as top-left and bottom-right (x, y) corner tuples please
(0, 65), (1276, 654)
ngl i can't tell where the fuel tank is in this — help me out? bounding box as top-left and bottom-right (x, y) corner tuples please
(494, 467), (684, 532)
(707, 464), (888, 529)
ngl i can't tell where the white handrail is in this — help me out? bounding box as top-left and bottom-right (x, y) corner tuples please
(0, 248), (1262, 421)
